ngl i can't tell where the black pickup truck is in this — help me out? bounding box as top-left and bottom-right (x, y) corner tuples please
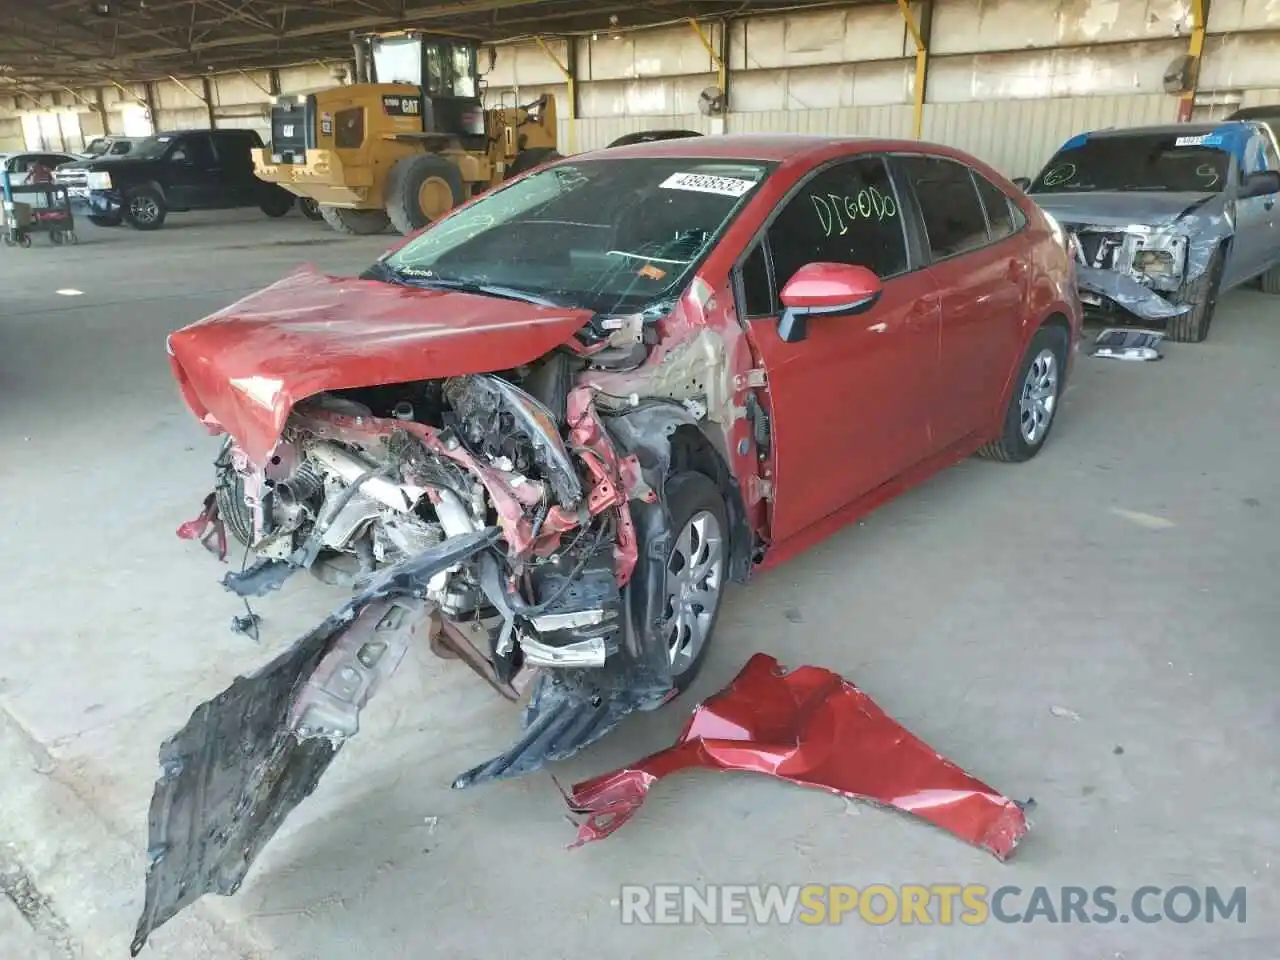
(55, 128), (295, 230)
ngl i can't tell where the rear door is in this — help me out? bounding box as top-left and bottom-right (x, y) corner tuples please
(894, 155), (1026, 450)
(210, 131), (261, 205)
(734, 154), (942, 543)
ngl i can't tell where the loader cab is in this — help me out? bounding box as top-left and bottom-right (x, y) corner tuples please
(365, 33), (487, 143)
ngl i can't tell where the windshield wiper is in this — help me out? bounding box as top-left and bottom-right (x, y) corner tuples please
(361, 261), (565, 307)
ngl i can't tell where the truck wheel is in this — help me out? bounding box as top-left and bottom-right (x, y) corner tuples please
(505, 148), (562, 179)
(1261, 262), (1280, 295)
(122, 186), (167, 230)
(385, 154), (466, 234)
(659, 471), (730, 694)
(319, 204), (390, 235)
(298, 197), (325, 221)
(88, 214), (121, 227)
(977, 324), (1068, 463)
(1167, 247), (1225, 343)
(259, 188), (294, 218)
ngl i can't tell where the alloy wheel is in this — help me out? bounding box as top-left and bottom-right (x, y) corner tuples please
(662, 510), (724, 674)
(1019, 348), (1059, 445)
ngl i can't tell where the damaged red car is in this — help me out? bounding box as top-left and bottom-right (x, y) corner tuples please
(133, 134), (1081, 952)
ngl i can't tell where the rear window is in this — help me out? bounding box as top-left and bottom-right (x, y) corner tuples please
(1029, 133), (1231, 193)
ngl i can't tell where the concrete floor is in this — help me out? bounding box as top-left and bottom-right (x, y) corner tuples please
(1, 210), (1277, 960)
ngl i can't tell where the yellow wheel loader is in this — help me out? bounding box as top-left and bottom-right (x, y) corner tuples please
(252, 31), (561, 235)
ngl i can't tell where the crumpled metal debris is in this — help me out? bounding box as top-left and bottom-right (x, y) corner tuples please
(565, 653), (1031, 860)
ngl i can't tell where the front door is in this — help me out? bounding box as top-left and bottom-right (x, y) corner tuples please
(1227, 130), (1280, 285)
(165, 134), (218, 209)
(736, 155), (942, 544)
(895, 155), (1027, 448)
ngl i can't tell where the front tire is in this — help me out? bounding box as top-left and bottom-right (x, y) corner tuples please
(978, 325), (1068, 463)
(1167, 247), (1225, 343)
(1260, 262), (1280, 296)
(122, 186), (167, 230)
(88, 214), (121, 227)
(385, 154), (467, 235)
(660, 471), (730, 694)
(319, 204), (390, 235)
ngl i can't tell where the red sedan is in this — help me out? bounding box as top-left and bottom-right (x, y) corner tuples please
(137, 134), (1081, 951)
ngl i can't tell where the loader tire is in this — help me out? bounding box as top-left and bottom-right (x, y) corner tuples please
(319, 204), (391, 235)
(298, 197), (325, 221)
(505, 147), (562, 179)
(385, 154), (467, 235)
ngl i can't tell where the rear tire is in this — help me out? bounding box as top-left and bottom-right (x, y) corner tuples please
(505, 147), (562, 179)
(978, 325), (1069, 463)
(1261, 262), (1280, 296)
(259, 188), (294, 218)
(1167, 247), (1225, 343)
(88, 214), (121, 227)
(319, 204), (390, 235)
(385, 154), (467, 235)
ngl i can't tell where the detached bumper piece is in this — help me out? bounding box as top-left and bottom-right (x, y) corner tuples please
(1075, 266), (1189, 321)
(565, 653), (1031, 861)
(131, 528), (499, 956)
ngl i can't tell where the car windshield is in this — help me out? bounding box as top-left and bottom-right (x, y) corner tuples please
(127, 136), (176, 161)
(379, 157), (772, 314)
(85, 139), (108, 155)
(1029, 133), (1231, 193)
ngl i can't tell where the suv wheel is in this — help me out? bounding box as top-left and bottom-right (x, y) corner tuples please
(259, 188), (294, 218)
(1261, 262), (1280, 296)
(122, 186), (167, 230)
(1167, 246), (1225, 342)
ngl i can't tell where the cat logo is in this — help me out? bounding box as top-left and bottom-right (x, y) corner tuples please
(281, 124), (295, 138)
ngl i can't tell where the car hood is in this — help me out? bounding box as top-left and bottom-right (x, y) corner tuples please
(57, 155), (148, 171)
(1028, 190), (1218, 229)
(168, 266), (594, 465)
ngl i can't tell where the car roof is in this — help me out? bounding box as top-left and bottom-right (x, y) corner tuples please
(1082, 120), (1257, 139)
(1228, 104), (1280, 119)
(584, 133), (940, 163)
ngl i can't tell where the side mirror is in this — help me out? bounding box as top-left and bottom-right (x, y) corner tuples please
(777, 262), (883, 344)
(1240, 170), (1280, 199)
(1012, 176), (1031, 190)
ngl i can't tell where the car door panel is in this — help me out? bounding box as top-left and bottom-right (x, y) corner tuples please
(166, 136), (218, 208)
(896, 156), (1026, 449)
(1227, 133), (1275, 285)
(750, 277), (941, 543)
(735, 155), (942, 544)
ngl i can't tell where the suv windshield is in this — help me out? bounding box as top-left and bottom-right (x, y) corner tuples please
(1029, 133), (1231, 193)
(379, 157), (772, 314)
(126, 136), (177, 161)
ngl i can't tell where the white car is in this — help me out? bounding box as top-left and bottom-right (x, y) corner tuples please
(2, 151), (82, 187)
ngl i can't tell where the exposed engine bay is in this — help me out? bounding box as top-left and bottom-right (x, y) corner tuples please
(214, 354), (634, 683)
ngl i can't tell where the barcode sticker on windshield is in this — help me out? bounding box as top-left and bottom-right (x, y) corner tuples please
(1176, 135), (1208, 146)
(660, 172), (757, 197)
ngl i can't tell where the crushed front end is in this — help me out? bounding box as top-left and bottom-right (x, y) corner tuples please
(1064, 223), (1198, 321)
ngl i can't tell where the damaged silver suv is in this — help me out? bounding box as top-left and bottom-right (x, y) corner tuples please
(1021, 121), (1280, 342)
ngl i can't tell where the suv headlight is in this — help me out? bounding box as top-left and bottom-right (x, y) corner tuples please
(86, 171), (113, 190)
(1134, 249), (1176, 279)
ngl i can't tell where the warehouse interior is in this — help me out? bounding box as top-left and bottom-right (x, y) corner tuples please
(2, 2), (1279, 959)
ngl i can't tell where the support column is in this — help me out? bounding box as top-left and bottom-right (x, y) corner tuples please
(689, 19), (727, 133)
(1177, 0), (1208, 123)
(201, 76), (217, 129)
(535, 36), (575, 155)
(896, 0), (932, 140)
